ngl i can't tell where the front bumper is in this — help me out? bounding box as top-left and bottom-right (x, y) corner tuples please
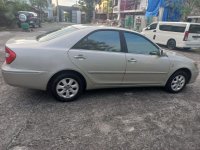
(189, 70), (199, 84)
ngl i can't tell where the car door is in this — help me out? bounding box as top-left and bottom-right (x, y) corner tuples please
(143, 23), (158, 41)
(187, 24), (200, 47)
(68, 30), (126, 85)
(123, 32), (170, 85)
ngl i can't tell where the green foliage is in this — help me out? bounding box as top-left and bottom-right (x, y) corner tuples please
(180, 0), (200, 20)
(78, 0), (100, 23)
(30, 0), (48, 9)
(0, 0), (32, 26)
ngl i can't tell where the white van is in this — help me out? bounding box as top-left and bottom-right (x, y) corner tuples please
(142, 22), (200, 50)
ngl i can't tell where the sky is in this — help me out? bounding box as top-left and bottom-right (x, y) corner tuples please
(52, 0), (77, 6)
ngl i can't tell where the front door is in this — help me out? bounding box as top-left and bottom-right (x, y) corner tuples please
(143, 23), (158, 41)
(68, 30), (126, 85)
(123, 32), (170, 85)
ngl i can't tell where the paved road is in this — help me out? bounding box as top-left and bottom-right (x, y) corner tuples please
(0, 23), (200, 150)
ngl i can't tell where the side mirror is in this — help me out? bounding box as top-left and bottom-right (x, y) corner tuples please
(146, 26), (150, 30)
(149, 51), (160, 56)
(160, 49), (164, 56)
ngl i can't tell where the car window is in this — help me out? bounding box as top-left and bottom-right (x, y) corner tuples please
(73, 30), (121, 52)
(189, 24), (200, 33)
(159, 24), (186, 33)
(149, 23), (157, 30)
(124, 32), (159, 55)
(37, 26), (79, 42)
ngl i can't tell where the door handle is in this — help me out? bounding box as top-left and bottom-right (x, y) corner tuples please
(74, 55), (86, 60)
(128, 58), (137, 63)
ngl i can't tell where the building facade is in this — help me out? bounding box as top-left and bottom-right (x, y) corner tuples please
(43, 0), (54, 19)
(113, 0), (148, 31)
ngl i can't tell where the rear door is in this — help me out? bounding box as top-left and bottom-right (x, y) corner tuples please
(68, 30), (126, 85)
(187, 24), (200, 47)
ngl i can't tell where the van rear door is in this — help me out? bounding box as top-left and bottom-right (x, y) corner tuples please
(187, 24), (200, 47)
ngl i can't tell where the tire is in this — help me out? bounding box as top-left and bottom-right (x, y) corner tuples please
(32, 23), (35, 28)
(17, 23), (21, 28)
(165, 71), (189, 93)
(50, 73), (84, 102)
(167, 39), (176, 50)
(183, 48), (191, 50)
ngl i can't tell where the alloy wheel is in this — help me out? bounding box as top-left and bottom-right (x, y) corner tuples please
(56, 78), (79, 99)
(171, 75), (186, 92)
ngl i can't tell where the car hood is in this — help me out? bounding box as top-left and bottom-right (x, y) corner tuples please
(164, 49), (194, 63)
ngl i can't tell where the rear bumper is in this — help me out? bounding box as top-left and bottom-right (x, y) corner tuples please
(1, 63), (47, 90)
(177, 41), (200, 48)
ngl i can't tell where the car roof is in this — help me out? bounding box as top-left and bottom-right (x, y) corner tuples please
(151, 21), (200, 25)
(18, 11), (37, 15)
(71, 24), (140, 34)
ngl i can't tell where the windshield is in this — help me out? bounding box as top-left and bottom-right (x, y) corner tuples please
(37, 26), (79, 42)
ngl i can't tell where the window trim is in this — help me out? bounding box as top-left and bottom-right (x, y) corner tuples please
(122, 31), (160, 54)
(71, 29), (126, 53)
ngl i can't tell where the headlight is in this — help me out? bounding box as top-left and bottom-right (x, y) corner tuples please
(194, 62), (199, 70)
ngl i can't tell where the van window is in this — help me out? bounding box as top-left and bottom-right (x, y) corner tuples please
(147, 23), (157, 30)
(159, 25), (186, 33)
(189, 25), (200, 33)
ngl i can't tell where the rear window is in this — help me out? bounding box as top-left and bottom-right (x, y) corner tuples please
(37, 26), (79, 42)
(159, 24), (186, 33)
(189, 24), (200, 33)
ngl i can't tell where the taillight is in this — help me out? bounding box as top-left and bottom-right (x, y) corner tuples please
(5, 47), (16, 64)
(183, 31), (189, 41)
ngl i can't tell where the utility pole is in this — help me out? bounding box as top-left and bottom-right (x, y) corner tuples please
(56, 0), (59, 22)
(117, 0), (121, 21)
(93, 0), (96, 22)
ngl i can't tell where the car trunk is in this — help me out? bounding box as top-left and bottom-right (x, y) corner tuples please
(6, 37), (39, 51)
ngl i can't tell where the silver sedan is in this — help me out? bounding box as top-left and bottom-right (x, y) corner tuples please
(1, 25), (199, 102)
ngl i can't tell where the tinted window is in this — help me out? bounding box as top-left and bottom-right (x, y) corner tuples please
(189, 25), (200, 33)
(124, 32), (159, 55)
(37, 26), (78, 42)
(74, 30), (121, 52)
(149, 23), (157, 30)
(159, 25), (186, 33)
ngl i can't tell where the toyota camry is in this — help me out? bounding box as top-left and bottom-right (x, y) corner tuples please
(1, 25), (199, 102)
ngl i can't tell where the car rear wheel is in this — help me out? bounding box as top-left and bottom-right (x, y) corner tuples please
(167, 39), (176, 50)
(51, 73), (84, 102)
(165, 71), (188, 93)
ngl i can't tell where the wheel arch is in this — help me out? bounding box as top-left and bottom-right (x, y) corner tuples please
(47, 70), (87, 91)
(166, 68), (192, 85)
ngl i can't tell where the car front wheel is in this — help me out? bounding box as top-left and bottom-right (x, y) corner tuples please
(165, 71), (188, 93)
(51, 73), (84, 102)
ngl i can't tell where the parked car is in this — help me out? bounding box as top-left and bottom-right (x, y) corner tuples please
(142, 22), (200, 50)
(1, 25), (199, 102)
(16, 11), (41, 28)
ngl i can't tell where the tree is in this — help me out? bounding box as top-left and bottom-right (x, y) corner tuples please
(78, 0), (100, 23)
(181, 0), (200, 20)
(30, 0), (48, 20)
(0, 0), (31, 27)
